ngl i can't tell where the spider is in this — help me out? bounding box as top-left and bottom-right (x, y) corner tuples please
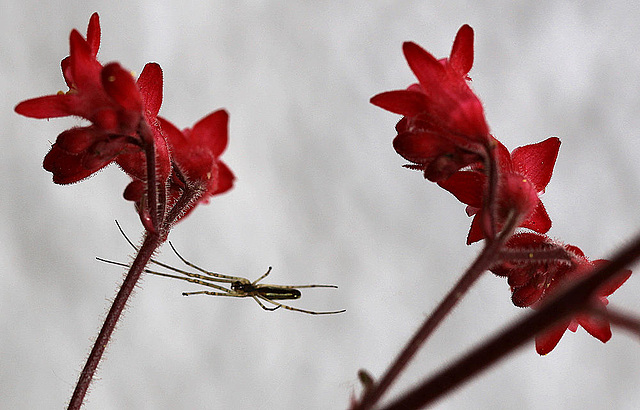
(97, 223), (346, 315)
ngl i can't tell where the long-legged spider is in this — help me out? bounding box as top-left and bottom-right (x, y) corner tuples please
(98, 223), (346, 315)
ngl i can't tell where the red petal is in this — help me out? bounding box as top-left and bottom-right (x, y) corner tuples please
(492, 138), (513, 172)
(512, 282), (545, 307)
(211, 161), (235, 195)
(591, 261), (632, 297)
(521, 200), (552, 234)
(86, 13), (101, 56)
(507, 269), (533, 287)
(438, 171), (485, 207)
(402, 42), (446, 93)
(158, 116), (186, 147)
(393, 132), (453, 164)
(69, 29), (101, 91)
(44, 145), (107, 184)
(137, 63), (163, 117)
(81, 137), (128, 170)
(511, 137), (560, 191)
(115, 151), (146, 180)
(180, 149), (214, 181)
(56, 127), (99, 154)
(15, 94), (76, 119)
(123, 180), (144, 202)
(449, 25), (474, 76)
(190, 109), (229, 156)
(61, 57), (73, 88)
(535, 321), (570, 355)
(466, 214), (484, 244)
(577, 314), (612, 343)
(370, 90), (427, 117)
(102, 63), (142, 112)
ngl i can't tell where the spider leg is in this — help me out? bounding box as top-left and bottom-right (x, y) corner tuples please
(251, 295), (280, 311)
(261, 284), (339, 289)
(168, 241), (246, 283)
(182, 291), (246, 297)
(97, 257), (232, 293)
(247, 265), (339, 290)
(257, 295), (346, 315)
(114, 220), (244, 285)
(251, 267), (273, 285)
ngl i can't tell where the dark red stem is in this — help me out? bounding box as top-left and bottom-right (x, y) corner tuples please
(379, 231), (640, 410)
(139, 121), (162, 232)
(482, 140), (499, 240)
(67, 232), (162, 410)
(165, 180), (205, 226)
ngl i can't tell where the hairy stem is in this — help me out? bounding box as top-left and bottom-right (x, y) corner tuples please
(483, 140), (499, 240)
(67, 232), (162, 410)
(139, 121), (161, 232)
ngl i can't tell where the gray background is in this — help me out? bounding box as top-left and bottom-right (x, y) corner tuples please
(2, 1), (640, 409)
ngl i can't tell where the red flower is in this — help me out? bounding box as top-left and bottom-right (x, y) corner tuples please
(371, 25), (490, 182)
(491, 233), (582, 307)
(439, 137), (560, 244)
(14, 13), (155, 184)
(535, 258), (631, 355)
(490, 232), (632, 355)
(119, 110), (235, 219)
(16, 12), (234, 231)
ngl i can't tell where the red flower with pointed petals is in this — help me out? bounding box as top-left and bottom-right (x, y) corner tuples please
(490, 233), (580, 307)
(535, 259), (632, 355)
(14, 13), (153, 184)
(489, 232), (632, 355)
(440, 137), (560, 244)
(163, 110), (235, 208)
(371, 25), (490, 182)
(119, 111), (235, 219)
(115, 62), (171, 186)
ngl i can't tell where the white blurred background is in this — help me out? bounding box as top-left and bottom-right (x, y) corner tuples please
(2, 1), (640, 409)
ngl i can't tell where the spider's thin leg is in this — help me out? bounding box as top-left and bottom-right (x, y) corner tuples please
(114, 221), (208, 278)
(114, 220), (242, 285)
(257, 295), (346, 315)
(147, 255), (237, 286)
(168, 241), (245, 283)
(251, 267), (273, 285)
(115, 220), (139, 251)
(250, 295), (280, 311)
(262, 284), (339, 289)
(182, 290), (246, 297)
(97, 257), (232, 293)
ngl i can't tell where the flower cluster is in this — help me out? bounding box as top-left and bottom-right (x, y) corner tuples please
(491, 232), (631, 354)
(372, 25), (632, 354)
(15, 13), (234, 232)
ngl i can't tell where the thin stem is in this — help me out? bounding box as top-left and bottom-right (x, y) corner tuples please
(354, 212), (519, 410)
(379, 230), (640, 410)
(483, 140), (499, 241)
(67, 232), (162, 410)
(165, 181), (206, 226)
(138, 121), (161, 232)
